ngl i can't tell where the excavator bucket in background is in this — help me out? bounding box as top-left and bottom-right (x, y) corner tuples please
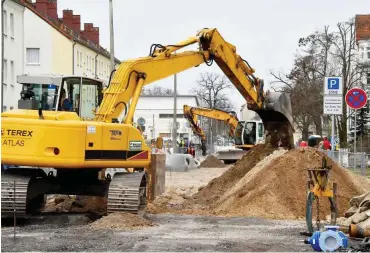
(252, 91), (295, 149)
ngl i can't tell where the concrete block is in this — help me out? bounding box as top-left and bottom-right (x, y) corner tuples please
(165, 154), (199, 172)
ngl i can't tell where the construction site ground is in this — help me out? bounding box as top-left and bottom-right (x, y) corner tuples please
(2, 214), (305, 252)
(2, 147), (370, 252)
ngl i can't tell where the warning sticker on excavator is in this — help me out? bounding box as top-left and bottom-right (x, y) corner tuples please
(87, 126), (96, 134)
(129, 141), (142, 151)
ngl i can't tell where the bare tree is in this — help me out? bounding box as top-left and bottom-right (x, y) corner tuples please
(271, 18), (370, 146)
(190, 72), (235, 145)
(191, 72), (234, 111)
(141, 86), (175, 96)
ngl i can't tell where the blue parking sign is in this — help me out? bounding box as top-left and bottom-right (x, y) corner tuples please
(327, 78), (339, 90)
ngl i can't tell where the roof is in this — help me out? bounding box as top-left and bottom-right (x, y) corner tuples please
(17, 74), (104, 85)
(356, 14), (370, 41)
(140, 94), (200, 106)
(17, 0), (121, 64)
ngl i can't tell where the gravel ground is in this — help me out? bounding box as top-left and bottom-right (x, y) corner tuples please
(2, 214), (309, 252)
(165, 166), (230, 190)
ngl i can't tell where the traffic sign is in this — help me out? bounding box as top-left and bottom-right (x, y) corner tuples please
(345, 87), (368, 109)
(324, 77), (343, 95)
(324, 96), (343, 115)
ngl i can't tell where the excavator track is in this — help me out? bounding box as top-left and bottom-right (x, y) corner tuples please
(107, 171), (147, 214)
(1, 174), (30, 218)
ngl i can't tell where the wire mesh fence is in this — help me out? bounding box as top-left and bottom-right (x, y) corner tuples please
(321, 149), (369, 177)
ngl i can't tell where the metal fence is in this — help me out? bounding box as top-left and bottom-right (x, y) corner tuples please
(321, 149), (369, 176)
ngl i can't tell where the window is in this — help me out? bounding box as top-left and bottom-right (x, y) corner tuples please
(10, 13), (14, 38)
(10, 106), (13, 110)
(77, 50), (80, 66)
(367, 51), (370, 60)
(87, 56), (89, 70)
(258, 123), (264, 138)
(367, 73), (370, 85)
(26, 48), (40, 64)
(159, 114), (184, 118)
(3, 59), (7, 84)
(80, 52), (82, 66)
(92, 59), (95, 74)
(10, 61), (14, 86)
(3, 106), (7, 112)
(3, 10), (7, 36)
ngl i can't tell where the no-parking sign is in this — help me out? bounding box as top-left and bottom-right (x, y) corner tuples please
(345, 88), (368, 109)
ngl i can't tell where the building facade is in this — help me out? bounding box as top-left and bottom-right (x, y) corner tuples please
(2, 0), (120, 111)
(133, 95), (199, 142)
(2, 0), (25, 111)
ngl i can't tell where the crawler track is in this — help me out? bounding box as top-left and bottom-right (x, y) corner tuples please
(107, 172), (147, 214)
(1, 174), (30, 218)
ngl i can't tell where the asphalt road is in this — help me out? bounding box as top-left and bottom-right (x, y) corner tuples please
(1, 213), (312, 252)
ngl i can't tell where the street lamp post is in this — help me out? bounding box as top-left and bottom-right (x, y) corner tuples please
(172, 74), (178, 153)
(109, 0), (115, 73)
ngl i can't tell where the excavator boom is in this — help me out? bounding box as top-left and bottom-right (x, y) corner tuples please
(94, 28), (294, 148)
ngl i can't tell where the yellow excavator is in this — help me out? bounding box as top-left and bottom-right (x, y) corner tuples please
(1, 28), (294, 218)
(183, 105), (264, 163)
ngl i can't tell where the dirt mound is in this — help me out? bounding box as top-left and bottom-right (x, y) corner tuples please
(213, 147), (370, 219)
(148, 145), (370, 221)
(200, 155), (225, 168)
(186, 144), (276, 207)
(43, 196), (106, 214)
(89, 212), (155, 229)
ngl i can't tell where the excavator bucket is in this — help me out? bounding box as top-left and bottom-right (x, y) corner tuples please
(252, 91), (295, 149)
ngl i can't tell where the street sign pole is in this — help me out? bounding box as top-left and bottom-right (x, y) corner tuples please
(354, 109), (357, 156)
(331, 115), (335, 152)
(323, 77), (343, 158)
(345, 87), (368, 175)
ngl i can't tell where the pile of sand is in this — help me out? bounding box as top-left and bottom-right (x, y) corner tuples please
(200, 155), (225, 168)
(189, 144), (276, 207)
(148, 145), (370, 220)
(43, 195), (107, 214)
(89, 212), (155, 229)
(205, 147), (370, 219)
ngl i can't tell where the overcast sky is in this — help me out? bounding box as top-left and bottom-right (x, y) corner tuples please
(58, 0), (370, 116)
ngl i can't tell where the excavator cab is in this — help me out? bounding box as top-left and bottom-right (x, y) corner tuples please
(17, 75), (104, 120)
(234, 120), (264, 148)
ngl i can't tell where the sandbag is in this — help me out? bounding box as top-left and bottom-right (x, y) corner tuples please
(352, 211), (369, 224)
(350, 192), (370, 207)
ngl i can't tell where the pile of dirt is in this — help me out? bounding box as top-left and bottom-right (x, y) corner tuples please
(89, 212), (155, 229)
(148, 145), (370, 221)
(43, 195), (107, 214)
(212, 147), (370, 219)
(200, 155), (225, 168)
(188, 144), (276, 207)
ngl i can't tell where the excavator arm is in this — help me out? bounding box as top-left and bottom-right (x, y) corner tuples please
(183, 105), (240, 156)
(183, 105), (239, 139)
(95, 28), (294, 148)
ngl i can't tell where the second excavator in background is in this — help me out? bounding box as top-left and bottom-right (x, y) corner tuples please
(183, 105), (264, 163)
(1, 28), (294, 218)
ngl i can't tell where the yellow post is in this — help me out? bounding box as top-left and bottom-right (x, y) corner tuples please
(124, 75), (146, 125)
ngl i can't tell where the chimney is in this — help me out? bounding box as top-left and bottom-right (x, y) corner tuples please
(35, 0), (48, 14)
(72, 15), (81, 33)
(82, 23), (94, 42)
(92, 26), (99, 45)
(62, 9), (74, 31)
(46, 0), (57, 20)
